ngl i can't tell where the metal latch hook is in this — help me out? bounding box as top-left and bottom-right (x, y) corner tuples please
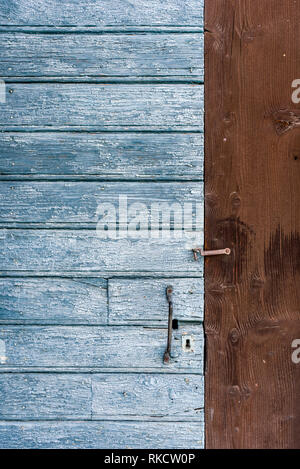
(192, 247), (231, 261)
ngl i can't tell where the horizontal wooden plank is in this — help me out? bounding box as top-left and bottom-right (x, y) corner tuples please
(0, 132), (204, 180)
(0, 272), (204, 279)
(0, 278), (107, 324)
(0, 230), (204, 274)
(0, 277), (204, 325)
(0, 27), (204, 34)
(0, 373), (203, 420)
(0, 1), (204, 27)
(109, 278), (203, 324)
(0, 33), (203, 79)
(92, 373), (204, 419)
(2, 77), (202, 84)
(0, 420), (204, 449)
(0, 181), (203, 226)
(0, 84), (203, 130)
(0, 325), (203, 371)
(0, 374), (91, 419)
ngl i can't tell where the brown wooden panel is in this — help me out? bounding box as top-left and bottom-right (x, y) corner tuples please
(205, 0), (300, 448)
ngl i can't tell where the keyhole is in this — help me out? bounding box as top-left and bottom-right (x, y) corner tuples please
(182, 335), (194, 352)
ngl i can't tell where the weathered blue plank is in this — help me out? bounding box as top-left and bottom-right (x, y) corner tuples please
(0, 181), (203, 226)
(0, 84), (203, 130)
(0, 278), (107, 324)
(0, 325), (203, 371)
(0, 374), (91, 419)
(0, 420), (204, 449)
(0, 373), (203, 420)
(92, 373), (204, 419)
(109, 278), (204, 324)
(0, 33), (203, 80)
(0, 230), (204, 274)
(0, 132), (204, 181)
(0, 1), (204, 27)
(0, 277), (204, 325)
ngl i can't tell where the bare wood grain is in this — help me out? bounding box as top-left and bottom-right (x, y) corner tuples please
(205, 0), (300, 449)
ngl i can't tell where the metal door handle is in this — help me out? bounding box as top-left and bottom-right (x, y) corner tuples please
(163, 286), (173, 364)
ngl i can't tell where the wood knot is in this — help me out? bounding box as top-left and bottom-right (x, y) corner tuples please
(205, 192), (219, 210)
(250, 275), (265, 289)
(229, 328), (240, 344)
(229, 192), (241, 215)
(228, 385), (241, 400)
(272, 109), (300, 135)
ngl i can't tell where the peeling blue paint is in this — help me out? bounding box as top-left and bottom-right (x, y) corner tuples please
(0, 0), (204, 449)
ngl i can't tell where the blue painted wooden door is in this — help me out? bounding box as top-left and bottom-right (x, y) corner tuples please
(0, 0), (204, 448)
